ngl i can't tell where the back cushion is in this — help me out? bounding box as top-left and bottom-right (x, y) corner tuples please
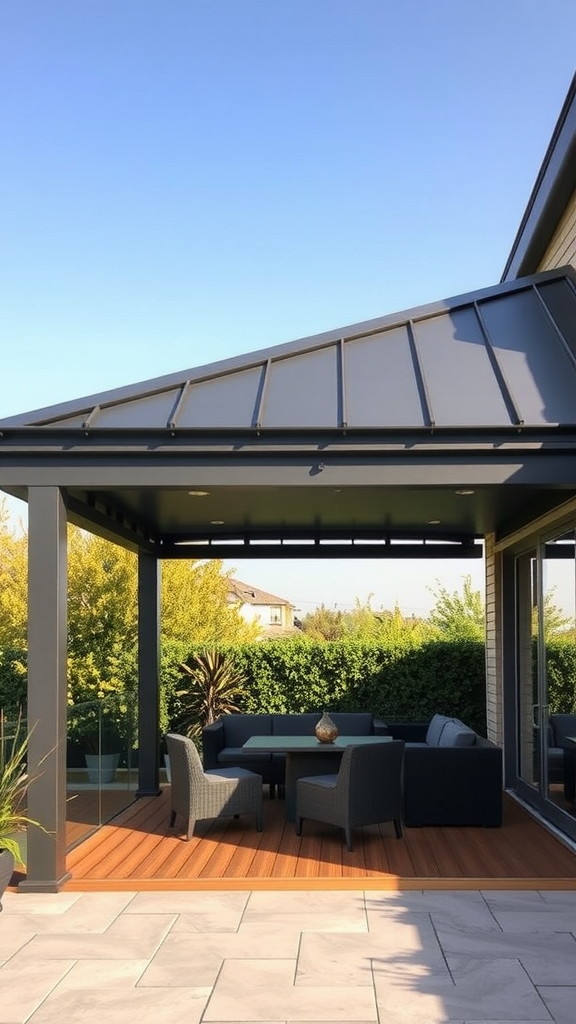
(549, 713), (576, 746)
(272, 714), (318, 736)
(425, 714), (454, 746)
(438, 720), (477, 747)
(223, 714), (271, 746)
(331, 712), (373, 735)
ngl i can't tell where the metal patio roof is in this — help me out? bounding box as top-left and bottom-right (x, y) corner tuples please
(3, 267), (576, 559)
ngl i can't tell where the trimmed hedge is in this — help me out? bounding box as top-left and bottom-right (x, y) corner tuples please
(178, 637), (489, 735)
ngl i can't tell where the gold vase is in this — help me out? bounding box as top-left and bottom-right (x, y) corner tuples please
(315, 711), (338, 743)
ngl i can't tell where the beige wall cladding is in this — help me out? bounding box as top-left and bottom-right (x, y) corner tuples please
(539, 185), (576, 271)
(484, 533), (503, 745)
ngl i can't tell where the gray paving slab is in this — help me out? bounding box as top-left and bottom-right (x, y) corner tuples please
(1, 888), (576, 1024)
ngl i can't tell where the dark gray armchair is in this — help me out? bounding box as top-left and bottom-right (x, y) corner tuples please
(294, 740), (404, 852)
(166, 732), (263, 840)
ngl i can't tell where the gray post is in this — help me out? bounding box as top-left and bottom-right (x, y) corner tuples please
(137, 549), (161, 796)
(19, 486), (70, 891)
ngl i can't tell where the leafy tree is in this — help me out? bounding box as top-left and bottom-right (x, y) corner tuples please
(161, 559), (258, 645)
(0, 499), (28, 650)
(300, 604), (344, 640)
(537, 587), (574, 641)
(427, 574), (485, 642)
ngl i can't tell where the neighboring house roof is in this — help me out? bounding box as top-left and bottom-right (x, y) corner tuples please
(227, 578), (294, 608)
(503, 72), (576, 280)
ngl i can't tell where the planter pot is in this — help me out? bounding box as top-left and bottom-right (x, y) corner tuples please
(0, 848), (15, 912)
(84, 752), (120, 784)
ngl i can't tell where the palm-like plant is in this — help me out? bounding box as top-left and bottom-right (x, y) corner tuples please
(0, 710), (47, 864)
(175, 649), (247, 742)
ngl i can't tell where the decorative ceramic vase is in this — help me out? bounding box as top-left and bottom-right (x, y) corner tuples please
(315, 711), (338, 743)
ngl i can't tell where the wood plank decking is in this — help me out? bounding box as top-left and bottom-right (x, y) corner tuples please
(54, 787), (576, 892)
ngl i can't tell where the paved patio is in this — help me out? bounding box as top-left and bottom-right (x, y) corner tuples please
(1, 887), (576, 1023)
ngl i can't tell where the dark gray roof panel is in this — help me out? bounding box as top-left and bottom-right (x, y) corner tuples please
(4, 268), (576, 434)
(264, 347), (339, 428)
(481, 288), (576, 425)
(93, 390), (180, 429)
(415, 307), (511, 427)
(346, 328), (423, 428)
(182, 367), (264, 428)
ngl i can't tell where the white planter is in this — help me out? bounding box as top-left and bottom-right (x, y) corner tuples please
(0, 848), (15, 911)
(84, 752), (120, 784)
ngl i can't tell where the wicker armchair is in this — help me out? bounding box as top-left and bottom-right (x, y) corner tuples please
(295, 740), (404, 851)
(166, 732), (263, 840)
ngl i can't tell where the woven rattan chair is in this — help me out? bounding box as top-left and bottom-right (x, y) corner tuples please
(166, 732), (263, 840)
(295, 740), (404, 851)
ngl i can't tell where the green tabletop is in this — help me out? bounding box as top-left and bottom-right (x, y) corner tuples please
(243, 734), (391, 751)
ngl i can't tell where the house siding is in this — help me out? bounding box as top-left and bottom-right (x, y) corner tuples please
(484, 532), (503, 745)
(538, 185), (576, 271)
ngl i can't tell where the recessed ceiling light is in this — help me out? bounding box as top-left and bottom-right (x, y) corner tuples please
(455, 489), (474, 495)
(188, 490), (209, 497)
(210, 519), (225, 525)
(427, 519), (441, 525)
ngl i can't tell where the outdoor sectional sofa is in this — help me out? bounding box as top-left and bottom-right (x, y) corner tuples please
(547, 713), (576, 801)
(202, 712), (388, 796)
(384, 713), (503, 827)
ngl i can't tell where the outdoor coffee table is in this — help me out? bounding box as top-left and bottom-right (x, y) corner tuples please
(243, 734), (392, 822)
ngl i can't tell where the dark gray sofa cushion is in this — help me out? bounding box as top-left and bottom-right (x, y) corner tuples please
(223, 714), (272, 746)
(425, 713), (454, 746)
(331, 712), (373, 735)
(272, 714), (319, 736)
(438, 720), (477, 747)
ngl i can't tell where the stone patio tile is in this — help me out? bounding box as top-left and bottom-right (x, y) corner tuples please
(126, 889), (249, 930)
(0, 957), (75, 1024)
(51, 958), (149, 989)
(40, 891), (137, 933)
(297, 922), (447, 988)
(204, 958), (376, 1022)
(484, 906), (576, 933)
(1, 892), (83, 915)
(435, 922), (576, 984)
(0, 915), (59, 960)
(366, 889), (498, 931)
(242, 890), (367, 932)
(374, 955), (547, 1022)
(13, 913), (176, 961)
(139, 926), (299, 987)
(538, 985), (576, 1024)
(22, 986), (210, 1024)
(535, 889), (576, 906)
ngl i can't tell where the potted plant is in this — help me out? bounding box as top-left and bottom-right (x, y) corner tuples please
(67, 699), (124, 784)
(0, 710), (47, 910)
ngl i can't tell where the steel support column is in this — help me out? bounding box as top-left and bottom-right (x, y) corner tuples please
(136, 550), (161, 796)
(19, 486), (70, 892)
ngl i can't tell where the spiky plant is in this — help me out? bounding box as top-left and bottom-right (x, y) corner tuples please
(0, 710), (47, 864)
(175, 649), (247, 742)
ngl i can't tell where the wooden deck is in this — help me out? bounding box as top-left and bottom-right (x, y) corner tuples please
(51, 786), (576, 892)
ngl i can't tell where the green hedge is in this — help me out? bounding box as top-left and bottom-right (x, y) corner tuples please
(178, 637), (488, 734)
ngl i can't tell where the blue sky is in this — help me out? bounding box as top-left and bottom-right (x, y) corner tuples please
(2, 1), (576, 615)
